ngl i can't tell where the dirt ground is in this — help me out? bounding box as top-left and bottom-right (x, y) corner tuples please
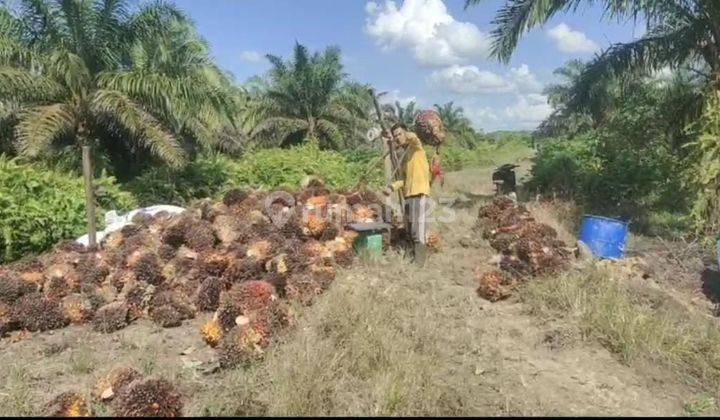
(1, 160), (717, 416)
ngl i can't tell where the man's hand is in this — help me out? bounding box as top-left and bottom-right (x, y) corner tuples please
(382, 185), (393, 196)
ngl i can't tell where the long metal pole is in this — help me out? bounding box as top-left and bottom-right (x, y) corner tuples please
(82, 145), (97, 248)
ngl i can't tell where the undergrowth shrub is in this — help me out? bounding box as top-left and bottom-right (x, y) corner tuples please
(0, 156), (135, 262)
(529, 131), (688, 234)
(442, 138), (531, 171)
(126, 143), (383, 206)
(688, 92), (720, 238)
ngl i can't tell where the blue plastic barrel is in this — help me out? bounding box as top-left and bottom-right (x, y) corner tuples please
(578, 215), (629, 259)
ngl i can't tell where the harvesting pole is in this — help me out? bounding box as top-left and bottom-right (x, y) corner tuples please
(369, 88), (405, 213)
(82, 145), (97, 248)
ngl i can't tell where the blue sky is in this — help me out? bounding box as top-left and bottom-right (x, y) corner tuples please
(172, 0), (645, 131)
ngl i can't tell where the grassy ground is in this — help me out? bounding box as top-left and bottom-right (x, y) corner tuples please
(1, 145), (719, 416)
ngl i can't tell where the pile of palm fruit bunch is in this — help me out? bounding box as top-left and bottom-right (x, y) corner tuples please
(0, 185), (385, 365)
(474, 197), (571, 301)
(45, 367), (183, 417)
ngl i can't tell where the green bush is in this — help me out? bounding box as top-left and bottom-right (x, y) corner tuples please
(125, 154), (238, 207)
(529, 130), (686, 231)
(233, 143), (382, 190)
(441, 138), (531, 172)
(0, 156), (135, 262)
(126, 143), (384, 206)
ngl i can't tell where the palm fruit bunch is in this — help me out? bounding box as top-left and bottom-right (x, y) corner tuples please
(44, 392), (91, 417)
(112, 378), (183, 417)
(426, 232), (441, 253)
(217, 320), (271, 369)
(93, 367), (143, 402)
(414, 109), (446, 146)
(475, 270), (514, 302)
(200, 318), (223, 347)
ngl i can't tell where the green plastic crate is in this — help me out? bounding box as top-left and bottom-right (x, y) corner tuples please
(353, 232), (383, 258)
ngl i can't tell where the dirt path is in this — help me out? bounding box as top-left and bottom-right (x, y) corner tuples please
(422, 193), (692, 415)
(0, 165), (702, 416)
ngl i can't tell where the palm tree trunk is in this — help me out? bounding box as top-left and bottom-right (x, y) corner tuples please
(78, 122), (97, 248)
(307, 116), (319, 146)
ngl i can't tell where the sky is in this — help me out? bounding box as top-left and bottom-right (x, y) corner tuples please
(171, 0), (646, 132)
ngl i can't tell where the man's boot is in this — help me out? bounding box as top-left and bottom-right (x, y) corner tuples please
(413, 242), (428, 267)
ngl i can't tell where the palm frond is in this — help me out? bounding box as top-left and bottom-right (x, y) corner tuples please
(18, 0), (65, 46)
(316, 119), (342, 149)
(0, 66), (63, 101)
(47, 49), (91, 94)
(486, 0), (580, 62)
(14, 103), (76, 157)
(569, 21), (708, 111)
(251, 116), (308, 146)
(91, 89), (185, 167)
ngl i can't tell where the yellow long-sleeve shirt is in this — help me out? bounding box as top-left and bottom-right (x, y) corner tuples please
(391, 132), (431, 197)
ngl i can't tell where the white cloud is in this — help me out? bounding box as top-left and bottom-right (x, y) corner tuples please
(509, 64), (543, 92)
(504, 94), (553, 128)
(365, 0), (491, 67)
(429, 63), (543, 95)
(429, 65), (511, 94)
(547, 23), (599, 54)
(379, 89), (417, 107)
(240, 50), (264, 63)
(466, 106), (499, 129)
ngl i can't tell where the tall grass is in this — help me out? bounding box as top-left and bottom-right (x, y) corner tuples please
(189, 253), (477, 416)
(522, 264), (720, 395)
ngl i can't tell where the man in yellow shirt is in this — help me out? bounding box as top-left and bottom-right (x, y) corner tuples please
(383, 122), (431, 266)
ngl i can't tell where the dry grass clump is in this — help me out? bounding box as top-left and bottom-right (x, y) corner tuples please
(190, 255), (474, 416)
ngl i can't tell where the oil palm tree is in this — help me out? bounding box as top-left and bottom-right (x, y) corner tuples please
(433, 101), (472, 134)
(465, 0), (720, 109)
(0, 0), (239, 172)
(252, 43), (368, 149)
(396, 100), (420, 127)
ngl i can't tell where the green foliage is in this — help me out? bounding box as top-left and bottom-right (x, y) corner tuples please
(232, 143), (382, 190)
(530, 63), (698, 234)
(124, 153), (237, 207)
(688, 92), (720, 235)
(529, 130), (687, 231)
(0, 156), (135, 262)
(442, 137), (532, 171)
(126, 143), (383, 206)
